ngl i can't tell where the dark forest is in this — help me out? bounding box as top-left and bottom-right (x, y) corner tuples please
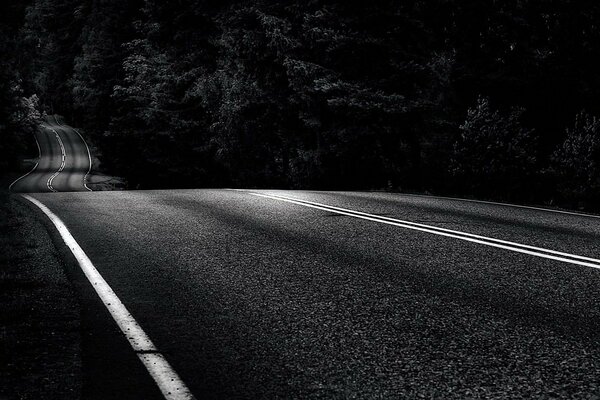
(3, 0), (600, 208)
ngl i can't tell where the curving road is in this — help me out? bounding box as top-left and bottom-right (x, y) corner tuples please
(10, 115), (92, 193)
(21, 189), (600, 399)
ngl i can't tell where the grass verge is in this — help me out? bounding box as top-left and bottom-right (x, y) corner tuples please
(0, 189), (81, 399)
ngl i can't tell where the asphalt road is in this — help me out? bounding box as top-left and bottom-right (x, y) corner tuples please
(24, 189), (600, 399)
(10, 115), (91, 193)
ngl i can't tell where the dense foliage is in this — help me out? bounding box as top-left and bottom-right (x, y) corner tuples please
(0, 1), (40, 173)
(551, 111), (600, 208)
(5, 0), (600, 207)
(451, 97), (537, 199)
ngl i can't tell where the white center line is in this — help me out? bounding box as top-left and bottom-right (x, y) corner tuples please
(47, 127), (66, 192)
(251, 192), (600, 270)
(400, 192), (600, 219)
(53, 116), (93, 191)
(22, 195), (195, 400)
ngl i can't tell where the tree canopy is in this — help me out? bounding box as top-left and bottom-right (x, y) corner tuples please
(4, 0), (600, 207)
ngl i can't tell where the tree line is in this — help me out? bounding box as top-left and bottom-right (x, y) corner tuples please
(4, 0), (600, 209)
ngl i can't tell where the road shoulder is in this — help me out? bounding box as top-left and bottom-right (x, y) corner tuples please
(0, 190), (81, 399)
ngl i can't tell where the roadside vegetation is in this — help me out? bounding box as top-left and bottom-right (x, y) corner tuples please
(0, 3), (40, 175)
(0, 189), (81, 399)
(4, 1), (600, 210)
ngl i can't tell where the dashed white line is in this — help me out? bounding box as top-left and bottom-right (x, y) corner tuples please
(46, 127), (66, 192)
(251, 192), (600, 270)
(53, 115), (93, 191)
(21, 195), (195, 400)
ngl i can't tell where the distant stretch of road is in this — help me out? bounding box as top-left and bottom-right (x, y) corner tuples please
(10, 115), (92, 193)
(21, 189), (600, 399)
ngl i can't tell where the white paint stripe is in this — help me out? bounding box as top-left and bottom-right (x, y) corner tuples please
(139, 353), (195, 400)
(251, 192), (600, 270)
(54, 115), (93, 191)
(21, 195), (195, 400)
(399, 192), (600, 219)
(9, 134), (41, 192)
(47, 128), (66, 192)
(264, 193), (600, 264)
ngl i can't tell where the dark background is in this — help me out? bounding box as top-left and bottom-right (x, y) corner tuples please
(3, 0), (600, 208)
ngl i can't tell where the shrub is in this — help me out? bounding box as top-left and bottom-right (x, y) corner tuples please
(451, 97), (537, 199)
(551, 111), (600, 208)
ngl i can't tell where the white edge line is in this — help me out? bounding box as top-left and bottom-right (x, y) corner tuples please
(21, 194), (195, 400)
(54, 115), (93, 191)
(392, 191), (600, 219)
(250, 192), (600, 270)
(9, 133), (41, 192)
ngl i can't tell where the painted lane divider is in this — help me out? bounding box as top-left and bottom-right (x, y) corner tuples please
(403, 192), (600, 220)
(257, 193), (600, 264)
(53, 115), (93, 191)
(22, 195), (195, 400)
(250, 192), (600, 270)
(46, 128), (66, 192)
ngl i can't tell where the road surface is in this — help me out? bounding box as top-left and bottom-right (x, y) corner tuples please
(10, 115), (91, 193)
(21, 189), (600, 399)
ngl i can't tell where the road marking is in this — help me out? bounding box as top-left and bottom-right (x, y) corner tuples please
(22, 195), (195, 400)
(399, 192), (600, 219)
(8, 134), (41, 192)
(46, 128), (66, 192)
(54, 115), (93, 191)
(250, 192), (600, 270)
